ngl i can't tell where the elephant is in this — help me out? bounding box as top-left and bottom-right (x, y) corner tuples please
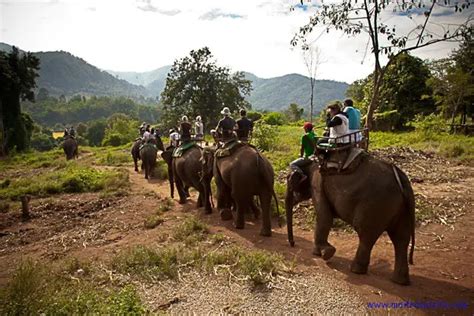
(62, 136), (78, 160)
(202, 144), (278, 237)
(162, 145), (213, 212)
(131, 139), (142, 172)
(285, 150), (416, 285)
(139, 144), (157, 179)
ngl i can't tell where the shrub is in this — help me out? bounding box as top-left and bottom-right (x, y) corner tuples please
(144, 214), (164, 229)
(247, 111), (263, 122)
(252, 122), (278, 151)
(173, 217), (208, 245)
(30, 133), (56, 151)
(263, 112), (286, 125)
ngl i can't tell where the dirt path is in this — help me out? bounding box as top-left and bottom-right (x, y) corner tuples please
(0, 163), (472, 314)
(126, 165), (474, 314)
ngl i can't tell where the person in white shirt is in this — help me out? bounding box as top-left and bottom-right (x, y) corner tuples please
(195, 116), (204, 141)
(326, 102), (350, 145)
(169, 129), (180, 148)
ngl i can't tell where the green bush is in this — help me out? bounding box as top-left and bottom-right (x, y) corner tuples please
(30, 133), (56, 151)
(372, 110), (401, 131)
(247, 111), (263, 122)
(263, 112), (286, 125)
(252, 122), (278, 151)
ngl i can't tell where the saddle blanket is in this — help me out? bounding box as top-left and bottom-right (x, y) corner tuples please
(172, 141), (197, 158)
(215, 140), (243, 158)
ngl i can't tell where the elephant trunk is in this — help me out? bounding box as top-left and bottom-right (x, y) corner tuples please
(285, 186), (295, 247)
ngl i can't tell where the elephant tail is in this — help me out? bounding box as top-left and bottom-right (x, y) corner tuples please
(392, 165), (416, 265)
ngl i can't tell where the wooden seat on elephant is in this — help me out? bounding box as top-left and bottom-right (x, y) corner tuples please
(316, 128), (369, 153)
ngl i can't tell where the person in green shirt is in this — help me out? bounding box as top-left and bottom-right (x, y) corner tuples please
(289, 122), (316, 182)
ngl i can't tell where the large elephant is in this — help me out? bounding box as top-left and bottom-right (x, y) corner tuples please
(164, 145), (212, 212)
(62, 136), (78, 160)
(139, 144), (157, 179)
(285, 150), (415, 285)
(203, 144), (278, 237)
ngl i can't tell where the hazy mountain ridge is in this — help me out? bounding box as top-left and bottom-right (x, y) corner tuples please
(1, 42), (348, 110)
(0, 43), (150, 98)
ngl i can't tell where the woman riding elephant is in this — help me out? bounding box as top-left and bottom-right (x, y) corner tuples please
(62, 136), (78, 160)
(285, 149), (416, 285)
(202, 144), (278, 237)
(132, 133), (164, 174)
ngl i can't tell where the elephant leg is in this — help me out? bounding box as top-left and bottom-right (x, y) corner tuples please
(259, 192), (272, 237)
(233, 197), (248, 230)
(197, 191), (204, 208)
(175, 177), (187, 204)
(313, 194), (335, 260)
(133, 157), (138, 172)
(215, 173), (232, 220)
(388, 226), (411, 285)
(184, 186), (190, 198)
(204, 181), (213, 213)
(351, 232), (381, 275)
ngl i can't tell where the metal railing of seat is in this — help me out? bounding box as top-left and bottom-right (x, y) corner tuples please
(315, 128), (369, 152)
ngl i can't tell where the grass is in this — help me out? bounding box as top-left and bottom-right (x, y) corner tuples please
(158, 197), (174, 213)
(0, 259), (146, 315)
(113, 216), (286, 285)
(144, 214), (165, 229)
(95, 148), (132, 166)
(0, 148), (65, 173)
(0, 162), (129, 200)
(151, 160), (169, 180)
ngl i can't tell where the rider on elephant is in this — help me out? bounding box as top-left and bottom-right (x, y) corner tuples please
(236, 109), (253, 143)
(179, 116), (193, 144)
(326, 102), (350, 145)
(69, 126), (76, 137)
(216, 107), (236, 143)
(289, 122), (316, 183)
(139, 122), (146, 136)
(169, 129), (180, 148)
(194, 116), (204, 141)
(343, 98), (362, 143)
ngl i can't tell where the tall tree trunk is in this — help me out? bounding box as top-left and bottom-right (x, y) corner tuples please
(310, 78), (314, 123)
(0, 99), (5, 156)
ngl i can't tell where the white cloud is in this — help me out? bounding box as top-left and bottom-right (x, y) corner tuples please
(0, 0), (469, 83)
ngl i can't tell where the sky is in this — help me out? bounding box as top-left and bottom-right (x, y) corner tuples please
(0, 0), (472, 83)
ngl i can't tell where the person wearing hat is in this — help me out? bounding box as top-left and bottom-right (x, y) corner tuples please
(289, 122), (317, 181)
(139, 122), (146, 137)
(326, 101), (349, 144)
(169, 128), (180, 148)
(179, 115), (192, 144)
(236, 109), (253, 143)
(194, 116), (204, 141)
(216, 107), (236, 142)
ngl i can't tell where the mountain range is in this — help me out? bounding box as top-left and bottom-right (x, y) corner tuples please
(1, 42), (349, 112)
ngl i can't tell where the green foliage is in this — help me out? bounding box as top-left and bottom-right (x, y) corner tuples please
(0, 148), (64, 172)
(102, 114), (138, 147)
(96, 148), (132, 166)
(0, 162), (129, 200)
(252, 122), (278, 151)
(262, 112), (286, 125)
(246, 111), (263, 122)
(85, 119), (107, 146)
(173, 217), (209, 245)
(285, 103), (304, 122)
(22, 95), (158, 129)
(144, 214), (164, 229)
(0, 46), (40, 154)
(30, 132), (57, 151)
(372, 110), (401, 131)
(0, 260), (146, 315)
(160, 47), (252, 128)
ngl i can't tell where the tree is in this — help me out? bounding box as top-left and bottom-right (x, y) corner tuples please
(85, 120), (107, 146)
(286, 103), (305, 122)
(0, 46), (40, 154)
(160, 47), (252, 128)
(292, 0), (472, 129)
(36, 88), (50, 101)
(302, 45), (322, 122)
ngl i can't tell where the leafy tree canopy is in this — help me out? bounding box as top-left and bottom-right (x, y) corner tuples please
(160, 47), (252, 129)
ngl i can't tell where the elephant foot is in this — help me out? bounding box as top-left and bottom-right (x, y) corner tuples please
(312, 247), (322, 257)
(134, 168), (138, 172)
(391, 272), (410, 286)
(145, 176), (149, 180)
(220, 208), (233, 221)
(234, 221), (245, 229)
(313, 245), (335, 260)
(178, 198), (187, 205)
(350, 261), (368, 274)
(259, 228), (272, 237)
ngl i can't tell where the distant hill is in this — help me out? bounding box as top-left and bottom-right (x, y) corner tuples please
(0, 43), (150, 98)
(112, 68), (349, 112)
(1, 42), (348, 110)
